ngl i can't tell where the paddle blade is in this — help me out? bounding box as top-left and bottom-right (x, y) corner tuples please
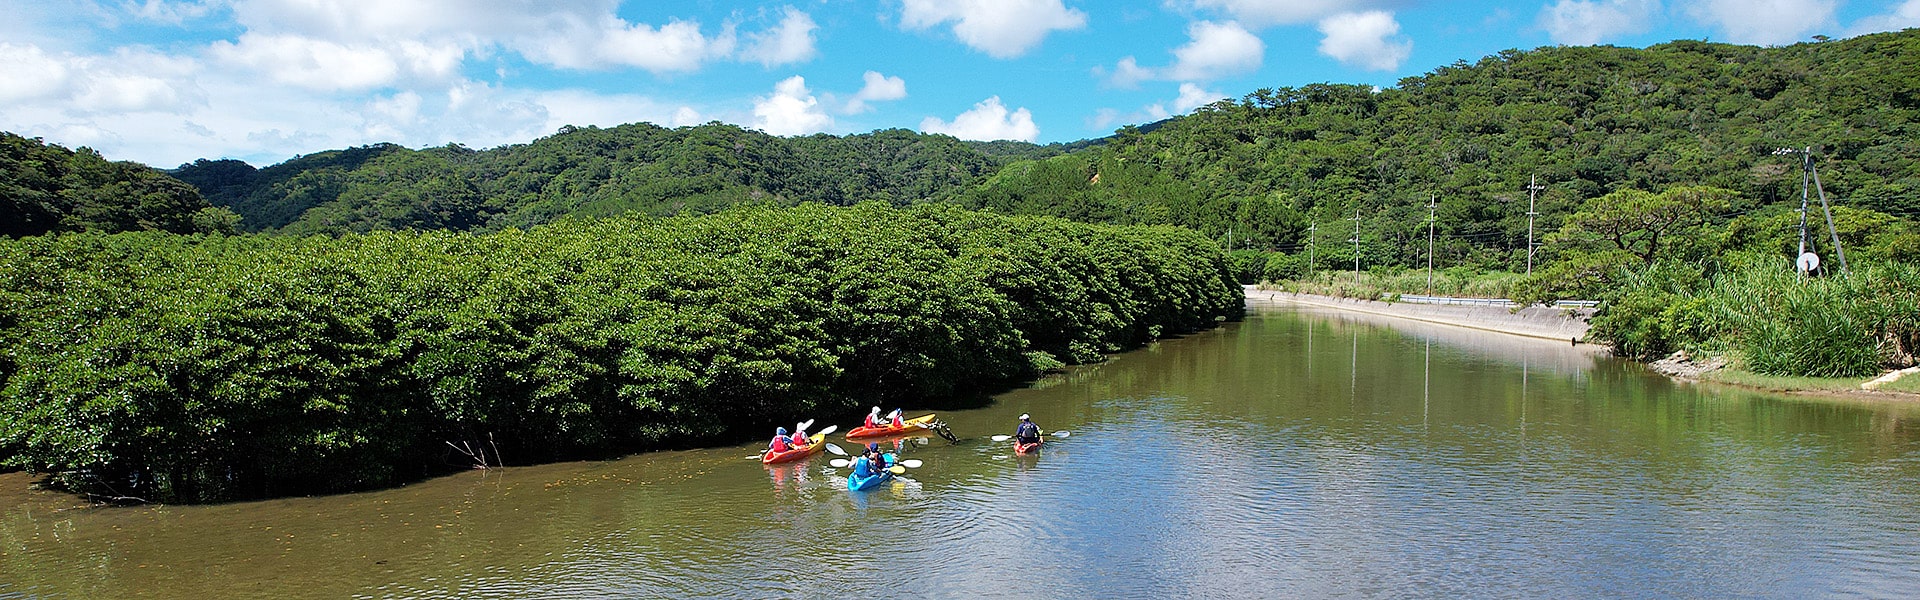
(990, 435), (1011, 442)
(829, 458), (851, 468)
(899, 459), (923, 468)
(824, 443), (847, 456)
(747, 454), (765, 460)
(888, 465), (906, 475)
(1051, 431), (1070, 438)
(798, 418), (816, 432)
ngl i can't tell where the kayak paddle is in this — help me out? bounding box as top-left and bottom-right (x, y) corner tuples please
(991, 430), (1068, 442)
(829, 458), (851, 468)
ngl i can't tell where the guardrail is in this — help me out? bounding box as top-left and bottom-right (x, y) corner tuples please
(1393, 294), (1598, 308)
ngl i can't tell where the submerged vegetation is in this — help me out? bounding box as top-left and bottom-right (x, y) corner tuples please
(0, 204), (1240, 502)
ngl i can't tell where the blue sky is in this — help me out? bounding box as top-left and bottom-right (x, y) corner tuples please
(2, 0), (1917, 168)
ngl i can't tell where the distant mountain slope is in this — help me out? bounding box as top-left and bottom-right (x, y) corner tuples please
(168, 30), (1918, 258)
(2, 132), (234, 237)
(175, 125), (1021, 234)
(1058, 31), (1920, 266)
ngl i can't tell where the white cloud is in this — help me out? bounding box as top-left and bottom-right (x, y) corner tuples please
(1167, 21), (1265, 80)
(1845, 0), (1920, 37)
(920, 96), (1038, 141)
(753, 75), (833, 136)
(0, 43), (203, 113)
(1104, 56), (1156, 88)
(1316, 11), (1412, 71)
(1539, 0), (1658, 45)
(1172, 82), (1227, 113)
(1182, 0), (1396, 27)
(127, 0), (223, 24)
(209, 33), (465, 92)
(1087, 83), (1225, 133)
(671, 106), (703, 127)
(899, 0), (1088, 58)
(221, 0), (812, 74)
(0, 43), (73, 103)
(1100, 20), (1262, 87)
(741, 7), (819, 67)
(856, 71), (908, 102)
(843, 70), (908, 113)
(1686, 0), (1835, 45)
(527, 18), (737, 72)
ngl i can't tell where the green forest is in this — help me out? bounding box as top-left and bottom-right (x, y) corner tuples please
(0, 204), (1239, 502)
(4, 30), (1920, 501)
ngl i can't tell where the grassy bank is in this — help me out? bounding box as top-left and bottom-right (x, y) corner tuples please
(1258, 268), (1525, 301)
(0, 203), (1242, 503)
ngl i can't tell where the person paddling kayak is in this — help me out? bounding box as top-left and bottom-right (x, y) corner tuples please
(769, 426), (793, 453)
(853, 443), (890, 475)
(789, 422), (811, 447)
(1013, 414), (1043, 453)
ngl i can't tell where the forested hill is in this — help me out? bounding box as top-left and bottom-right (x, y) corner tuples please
(1, 133), (237, 237)
(172, 124), (1067, 234)
(976, 29), (1920, 268)
(137, 29), (1920, 256)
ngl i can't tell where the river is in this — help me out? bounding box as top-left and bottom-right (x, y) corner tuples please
(6, 305), (1920, 598)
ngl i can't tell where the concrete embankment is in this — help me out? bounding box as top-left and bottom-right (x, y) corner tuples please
(1244, 285), (1594, 343)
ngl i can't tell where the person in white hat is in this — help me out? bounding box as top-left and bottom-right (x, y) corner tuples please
(1013, 413), (1043, 449)
(865, 406), (883, 429)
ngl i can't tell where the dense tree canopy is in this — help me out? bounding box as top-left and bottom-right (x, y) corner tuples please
(0, 204), (1239, 502)
(2, 133), (236, 237)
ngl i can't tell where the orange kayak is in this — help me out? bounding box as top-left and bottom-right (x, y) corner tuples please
(1014, 439), (1041, 454)
(761, 432), (827, 464)
(845, 414), (938, 440)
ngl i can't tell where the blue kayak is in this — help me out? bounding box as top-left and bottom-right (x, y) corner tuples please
(846, 453), (898, 491)
(847, 469), (893, 491)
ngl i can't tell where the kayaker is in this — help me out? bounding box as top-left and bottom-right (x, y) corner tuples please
(769, 427), (793, 453)
(853, 443), (886, 477)
(1014, 414), (1043, 447)
(789, 422), (810, 447)
(886, 408), (905, 428)
(864, 406), (884, 429)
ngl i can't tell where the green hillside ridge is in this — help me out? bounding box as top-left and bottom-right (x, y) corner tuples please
(2, 133), (237, 237)
(163, 31), (1918, 271)
(172, 125), (1075, 235)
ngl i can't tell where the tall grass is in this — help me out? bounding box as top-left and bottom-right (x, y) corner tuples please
(1709, 259), (1916, 378)
(1267, 269), (1525, 300)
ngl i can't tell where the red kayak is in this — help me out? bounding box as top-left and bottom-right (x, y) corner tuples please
(1013, 439), (1041, 454)
(845, 414), (937, 440)
(761, 432), (827, 464)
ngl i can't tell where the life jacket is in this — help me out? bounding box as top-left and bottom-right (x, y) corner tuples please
(1015, 421), (1040, 442)
(769, 435), (791, 453)
(865, 414), (882, 428)
(853, 456), (873, 477)
(790, 433), (808, 447)
(889, 412), (904, 427)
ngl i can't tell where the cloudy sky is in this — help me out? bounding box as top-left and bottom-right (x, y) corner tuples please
(3, 0), (1917, 168)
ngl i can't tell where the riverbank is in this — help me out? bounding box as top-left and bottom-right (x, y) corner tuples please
(1248, 285), (1920, 403)
(1244, 286), (1593, 343)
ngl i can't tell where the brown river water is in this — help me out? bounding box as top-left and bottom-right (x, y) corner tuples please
(6, 305), (1920, 598)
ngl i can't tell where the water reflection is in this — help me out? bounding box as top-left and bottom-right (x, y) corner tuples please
(5, 307), (1920, 598)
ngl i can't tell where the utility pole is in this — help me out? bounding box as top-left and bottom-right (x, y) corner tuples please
(1426, 194), (1438, 295)
(1306, 220), (1317, 277)
(1348, 207), (1362, 284)
(1809, 156), (1851, 274)
(1797, 147), (1812, 270)
(1778, 146), (1850, 275)
(1525, 176), (1544, 276)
